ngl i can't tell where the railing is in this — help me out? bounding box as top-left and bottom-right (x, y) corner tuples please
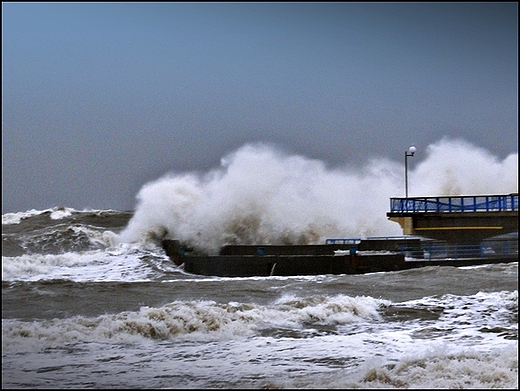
(326, 235), (518, 261)
(390, 194), (518, 213)
(326, 236), (417, 245)
(397, 237), (518, 261)
(325, 238), (361, 245)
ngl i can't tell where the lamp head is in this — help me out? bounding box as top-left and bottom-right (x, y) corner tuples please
(408, 145), (416, 156)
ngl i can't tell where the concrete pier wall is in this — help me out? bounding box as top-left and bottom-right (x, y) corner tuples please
(387, 211), (518, 242)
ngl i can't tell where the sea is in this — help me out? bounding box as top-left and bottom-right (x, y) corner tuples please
(2, 206), (518, 389)
(3, 140), (519, 388)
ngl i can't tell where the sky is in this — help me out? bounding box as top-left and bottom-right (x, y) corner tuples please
(2, 2), (518, 214)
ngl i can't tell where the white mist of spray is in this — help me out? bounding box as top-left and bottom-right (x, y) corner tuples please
(410, 137), (518, 196)
(118, 138), (517, 254)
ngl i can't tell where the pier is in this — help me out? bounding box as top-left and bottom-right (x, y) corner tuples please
(161, 193), (518, 277)
(387, 193), (518, 243)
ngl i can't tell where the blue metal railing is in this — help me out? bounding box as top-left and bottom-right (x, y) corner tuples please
(326, 238), (361, 245)
(390, 194), (518, 213)
(325, 236), (418, 245)
(397, 239), (518, 261)
(326, 234), (518, 261)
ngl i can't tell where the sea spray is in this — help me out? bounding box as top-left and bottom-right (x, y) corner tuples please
(118, 139), (518, 254)
(411, 137), (518, 196)
(118, 143), (403, 253)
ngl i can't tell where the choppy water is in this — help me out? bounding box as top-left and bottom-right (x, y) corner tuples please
(2, 207), (518, 388)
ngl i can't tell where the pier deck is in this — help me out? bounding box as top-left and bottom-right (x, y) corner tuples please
(387, 194), (518, 242)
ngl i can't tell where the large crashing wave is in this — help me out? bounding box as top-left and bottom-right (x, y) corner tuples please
(118, 138), (518, 254)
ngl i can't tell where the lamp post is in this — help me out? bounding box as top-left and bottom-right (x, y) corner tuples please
(405, 145), (416, 199)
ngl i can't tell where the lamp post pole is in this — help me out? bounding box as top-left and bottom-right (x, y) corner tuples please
(405, 145), (416, 199)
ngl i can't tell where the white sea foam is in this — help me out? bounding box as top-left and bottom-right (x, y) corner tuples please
(1, 293), (388, 351)
(272, 344), (518, 389)
(13, 223), (118, 254)
(394, 290), (518, 345)
(1, 245), (160, 282)
(49, 207), (74, 219)
(118, 138), (518, 254)
(2, 290), (516, 388)
(2, 206), (111, 225)
(2, 209), (51, 225)
(4, 290), (516, 350)
(3, 330), (516, 389)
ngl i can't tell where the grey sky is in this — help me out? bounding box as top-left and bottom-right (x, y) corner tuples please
(2, 2), (518, 213)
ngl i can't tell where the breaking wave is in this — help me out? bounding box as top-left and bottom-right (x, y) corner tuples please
(118, 138), (517, 254)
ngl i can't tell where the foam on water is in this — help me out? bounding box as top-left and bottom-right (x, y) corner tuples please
(2, 334), (515, 389)
(271, 344), (518, 388)
(3, 290), (516, 350)
(1, 241), (169, 282)
(392, 290), (518, 343)
(2, 290), (516, 388)
(2, 207), (105, 225)
(2, 293), (388, 351)
(17, 223), (116, 253)
(2, 214), (175, 282)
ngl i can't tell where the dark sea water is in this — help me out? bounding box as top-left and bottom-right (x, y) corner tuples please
(2, 207), (518, 388)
